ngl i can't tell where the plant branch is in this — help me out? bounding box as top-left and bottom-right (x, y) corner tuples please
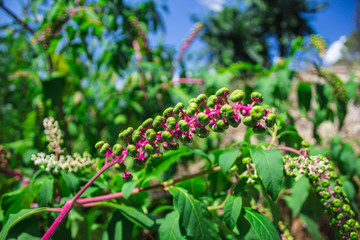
(0, 2), (35, 34)
(77, 165), (221, 205)
(41, 159), (118, 240)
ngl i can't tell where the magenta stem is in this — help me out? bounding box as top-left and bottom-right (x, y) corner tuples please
(277, 146), (303, 156)
(41, 159), (118, 240)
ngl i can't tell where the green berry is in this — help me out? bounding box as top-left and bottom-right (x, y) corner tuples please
(329, 171), (338, 179)
(332, 199), (341, 207)
(342, 224), (350, 232)
(167, 142), (179, 150)
(163, 107), (174, 117)
(151, 153), (163, 160)
(334, 186), (342, 194)
(350, 232), (358, 239)
(347, 219), (356, 227)
(134, 159), (146, 168)
(115, 163), (126, 172)
(132, 130), (141, 142)
(179, 135), (192, 143)
(301, 140), (310, 147)
(220, 104), (234, 119)
(216, 119), (228, 130)
(228, 117), (240, 128)
(230, 89), (245, 102)
(253, 126), (266, 134)
(207, 95), (217, 108)
(336, 213), (344, 220)
(173, 102), (185, 114)
(251, 92), (263, 102)
(124, 127), (134, 137)
(145, 129), (157, 142)
(127, 144), (137, 156)
(178, 120), (189, 132)
(342, 204), (351, 212)
(145, 143), (157, 154)
(243, 116), (257, 127)
(196, 126), (209, 138)
(321, 179), (330, 187)
(166, 117), (177, 130)
(195, 94), (207, 104)
(197, 112), (210, 126)
(250, 106), (265, 120)
(321, 192), (330, 199)
(336, 179), (343, 186)
(112, 144), (123, 155)
(161, 131), (173, 143)
(100, 143), (109, 154)
(186, 103), (198, 116)
(242, 157), (251, 164)
(95, 141), (104, 149)
(122, 173), (133, 182)
(216, 87), (229, 97)
(142, 118), (153, 128)
(153, 116), (164, 130)
(265, 113), (276, 127)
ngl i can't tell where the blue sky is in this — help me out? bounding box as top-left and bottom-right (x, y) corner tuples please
(0, 0), (357, 56)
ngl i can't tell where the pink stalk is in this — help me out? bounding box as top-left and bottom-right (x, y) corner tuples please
(277, 146), (303, 156)
(41, 159), (118, 240)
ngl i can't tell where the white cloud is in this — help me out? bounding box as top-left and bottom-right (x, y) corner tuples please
(323, 36), (347, 66)
(198, 0), (225, 11)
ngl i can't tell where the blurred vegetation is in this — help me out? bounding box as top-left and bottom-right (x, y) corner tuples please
(0, 0), (359, 239)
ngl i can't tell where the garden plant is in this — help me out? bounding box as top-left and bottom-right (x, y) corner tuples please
(1, 0), (360, 240)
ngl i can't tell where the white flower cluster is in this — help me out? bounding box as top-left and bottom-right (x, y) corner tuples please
(283, 155), (330, 177)
(32, 117), (94, 173)
(31, 152), (92, 173)
(43, 117), (64, 154)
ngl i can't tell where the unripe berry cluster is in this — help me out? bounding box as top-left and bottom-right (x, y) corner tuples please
(129, 16), (150, 54)
(283, 155), (359, 239)
(95, 88), (276, 181)
(318, 69), (348, 105)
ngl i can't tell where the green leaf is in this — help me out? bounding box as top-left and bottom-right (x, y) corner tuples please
(93, 202), (159, 231)
(107, 211), (133, 240)
(169, 187), (220, 240)
(243, 207), (281, 240)
(297, 81), (312, 111)
(224, 195), (242, 230)
(250, 149), (283, 200)
(0, 208), (48, 240)
(176, 176), (206, 198)
(159, 211), (183, 240)
(122, 180), (138, 199)
(219, 149), (240, 174)
(285, 176), (310, 217)
(0, 185), (34, 223)
(38, 176), (54, 207)
(61, 171), (79, 193)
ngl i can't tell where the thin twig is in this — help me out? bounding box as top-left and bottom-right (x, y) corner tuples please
(0, 2), (35, 34)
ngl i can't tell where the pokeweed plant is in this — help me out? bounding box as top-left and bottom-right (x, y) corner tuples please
(0, 88), (359, 240)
